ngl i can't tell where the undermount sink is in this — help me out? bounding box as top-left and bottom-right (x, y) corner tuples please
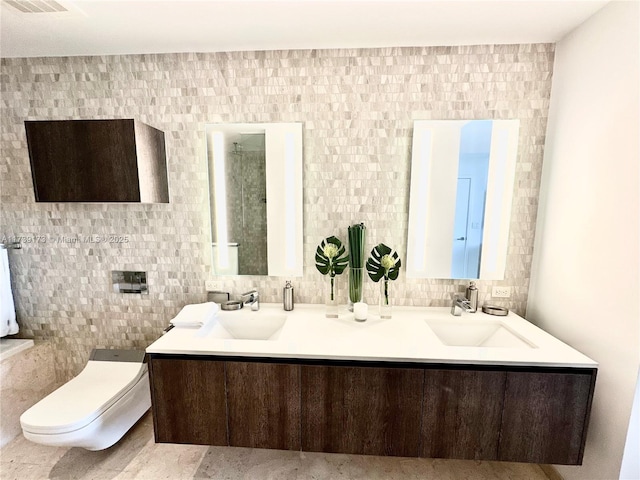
(425, 319), (537, 349)
(209, 313), (287, 340)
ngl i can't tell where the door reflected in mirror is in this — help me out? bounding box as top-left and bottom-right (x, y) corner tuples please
(206, 123), (303, 277)
(406, 120), (520, 280)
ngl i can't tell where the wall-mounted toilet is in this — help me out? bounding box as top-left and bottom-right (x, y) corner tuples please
(20, 349), (150, 451)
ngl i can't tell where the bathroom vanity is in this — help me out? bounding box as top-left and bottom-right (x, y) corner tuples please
(146, 305), (597, 465)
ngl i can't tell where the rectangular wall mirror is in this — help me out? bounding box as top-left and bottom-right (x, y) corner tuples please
(205, 122), (303, 277)
(406, 119), (520, 280)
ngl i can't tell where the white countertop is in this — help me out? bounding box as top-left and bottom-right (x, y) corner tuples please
(146, 303), (598, 368)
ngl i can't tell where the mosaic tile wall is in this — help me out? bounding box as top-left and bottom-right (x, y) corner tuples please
(0, 45), (553, 378)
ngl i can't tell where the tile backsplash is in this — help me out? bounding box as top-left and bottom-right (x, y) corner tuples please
(0, 45), (553, 378)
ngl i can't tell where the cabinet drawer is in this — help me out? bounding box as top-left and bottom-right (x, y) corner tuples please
(149, 358), (227, 446)
(301, 364), (424, 457)
(226, 362), (300, 450)
(499, 370), (595, 464)
(421, 369), (506, 460)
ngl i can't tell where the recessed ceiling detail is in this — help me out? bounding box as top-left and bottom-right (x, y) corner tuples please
(4, 0), (67, 13)
(0, 1), (610, 58)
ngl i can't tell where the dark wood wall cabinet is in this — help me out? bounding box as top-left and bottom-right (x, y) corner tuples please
(148, 355), (596, 466)
(25, 119), (169, 203)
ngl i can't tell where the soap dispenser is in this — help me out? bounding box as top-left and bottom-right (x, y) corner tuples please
(466, 281), (478, 313)
(283, 281), (294, 311)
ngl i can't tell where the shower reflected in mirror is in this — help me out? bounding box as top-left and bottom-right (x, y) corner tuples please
(207, 127), (267, 275)
(205, 122), (303, 278)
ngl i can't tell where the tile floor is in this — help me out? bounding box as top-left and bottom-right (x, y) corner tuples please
(0, 413), (552, 480)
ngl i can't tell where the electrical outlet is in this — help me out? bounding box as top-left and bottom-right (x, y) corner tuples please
(492, 286), (512, 298)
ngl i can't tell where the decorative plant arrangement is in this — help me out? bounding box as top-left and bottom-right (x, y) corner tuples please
(347, 223), (366, 309)
(314, 225), (401, 321)
(315, 236), (348, 317)
(366, 243), (402, 319)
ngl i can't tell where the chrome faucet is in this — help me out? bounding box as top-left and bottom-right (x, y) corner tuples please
(451, 293), (473, 316)
(241, 290), (260, 311)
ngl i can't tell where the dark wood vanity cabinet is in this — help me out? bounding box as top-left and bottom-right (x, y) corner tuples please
(149, 357), (301, 450)
(149, 357), (227, 446)
(418, 367), (595, 465)
(301, 365), (424, 457)
(498, 370), (595, 465)
(421, 369), (506, 461)
(225, 362), (301, 450)
(148, 355), (596, 466)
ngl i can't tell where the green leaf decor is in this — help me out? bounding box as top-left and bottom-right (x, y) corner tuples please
(315, 236), (349, 277)
(366, 243), (402, 282)
(348, 223), (366, 304)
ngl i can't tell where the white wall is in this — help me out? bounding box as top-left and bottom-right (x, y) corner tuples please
(527, 2), (639, 480)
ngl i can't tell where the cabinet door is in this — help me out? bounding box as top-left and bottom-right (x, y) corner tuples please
(421, 369), (505, 460)
(499, 370), (595, 465)
(301, 365), (423, 457)
(226, 362), (301, 450)
(149, 357), (228, 446)
(25, 119), (168, 203)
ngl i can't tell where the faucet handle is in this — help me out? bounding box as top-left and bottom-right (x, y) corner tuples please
(241, 289), (258, 300)
(451, 292), (472, 316)
(241, 290), (260, 311)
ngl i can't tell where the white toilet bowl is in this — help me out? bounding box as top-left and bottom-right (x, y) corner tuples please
(20, 349), (151, 451)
